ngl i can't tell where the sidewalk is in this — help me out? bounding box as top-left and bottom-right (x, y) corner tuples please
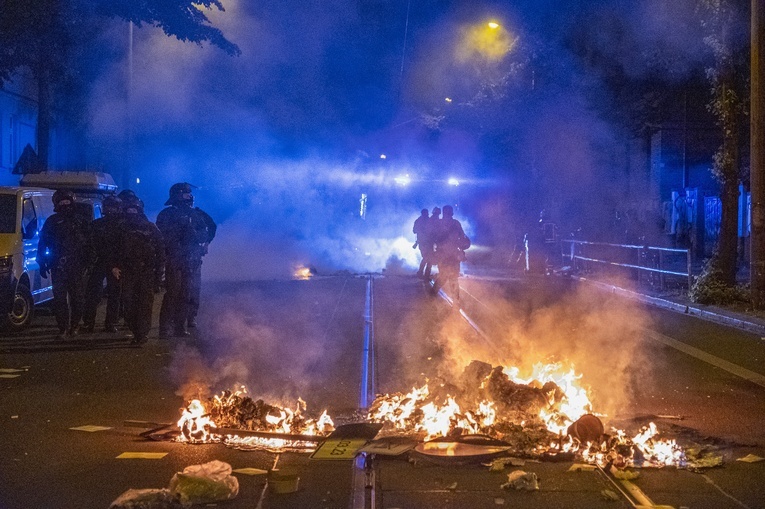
(464, 262), (765, 337)
(573, 275), (765, 337)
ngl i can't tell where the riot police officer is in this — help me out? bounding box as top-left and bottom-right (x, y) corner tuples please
(155, 183), (216, 338)
(38, 190), (94, 338)
(113, 196), (165, 345)
(83, 195), (123, 333)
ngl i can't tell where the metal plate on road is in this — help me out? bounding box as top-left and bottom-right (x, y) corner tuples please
(327, 422), (383, 439)
(358, 436), (418, 456)
(310, 438), (369, 460)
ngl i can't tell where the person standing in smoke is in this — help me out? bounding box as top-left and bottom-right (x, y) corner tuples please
(38, 190), (94, 339)
(431, 205), (470, 304)
(413, 208), (433, 279)
(113, 196), (165, 345)
(83, 195), (123, 333)
(156, 182), (216, 338)
(427, 206), (442, 279)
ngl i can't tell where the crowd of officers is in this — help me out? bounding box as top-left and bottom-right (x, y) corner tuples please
(412, 205), (470, 303)
(37, 182), (216, 345)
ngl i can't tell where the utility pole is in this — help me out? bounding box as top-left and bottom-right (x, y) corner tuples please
(124, 21), (134, 191)
(751, 0), (765, 308)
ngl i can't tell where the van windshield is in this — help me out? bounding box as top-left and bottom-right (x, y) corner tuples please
(0, 195), (17, 233)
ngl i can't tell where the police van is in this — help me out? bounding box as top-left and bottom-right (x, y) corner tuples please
(0, 172), (117, 332)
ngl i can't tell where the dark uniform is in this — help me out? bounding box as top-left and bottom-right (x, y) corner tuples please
(432, 205), (469, 303)
(115, 197), (164, 344)
(413, 209), (432, 279)
(83, 195), (123, 333)
(156, 183), (216, 337)
(38, 190), (94, 338)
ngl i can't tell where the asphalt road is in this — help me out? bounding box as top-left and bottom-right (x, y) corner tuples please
(0, 273), (764, 509)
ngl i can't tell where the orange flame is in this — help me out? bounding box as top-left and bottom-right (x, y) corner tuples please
(176, 388), (334, 447)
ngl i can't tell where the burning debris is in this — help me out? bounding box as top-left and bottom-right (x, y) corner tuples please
(170, 362), (689, 469)
(176, 387), (334, 452)
(368, 360), (688, 468)
(368, 360), (588, 441)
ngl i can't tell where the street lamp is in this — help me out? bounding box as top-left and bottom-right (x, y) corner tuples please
(456, 19), (515, 63)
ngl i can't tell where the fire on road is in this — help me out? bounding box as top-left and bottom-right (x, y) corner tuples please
(1, 274), (764, 508)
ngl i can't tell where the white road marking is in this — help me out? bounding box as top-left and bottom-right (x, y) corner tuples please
(643, 329), (765, 389)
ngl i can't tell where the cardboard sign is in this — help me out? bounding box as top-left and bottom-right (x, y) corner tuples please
(310, 438), (368, 460)
(310, 422), (383, 460)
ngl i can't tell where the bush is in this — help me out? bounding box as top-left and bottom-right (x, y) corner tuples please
(689, 263), (749, 305)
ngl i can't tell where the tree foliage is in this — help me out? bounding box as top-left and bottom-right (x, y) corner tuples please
(0, 0), (239, 169)
(99, 1), (240, 57)
(693, 0), (749, 293)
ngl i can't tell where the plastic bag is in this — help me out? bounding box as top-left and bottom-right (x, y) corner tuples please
(501, 470), (539, 491)
(168, 460), (239, 505)
(109, 488), (184, 509)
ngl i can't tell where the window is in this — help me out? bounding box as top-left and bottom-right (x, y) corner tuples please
(21, 197), (38, 239)
(0, 194), (17, 233)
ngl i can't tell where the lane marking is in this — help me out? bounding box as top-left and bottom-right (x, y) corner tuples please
(255, 454), (280, 509)
(70, 425), (112, 432)
(115, 452), (167, 459)
(701, 474), (751, 509)
(596, 466), (674, 509)
(439, 286), (513, 362)
(352, 275), (377, 509)
(643, 329), (765, 389)
(359, 275), (375, 408)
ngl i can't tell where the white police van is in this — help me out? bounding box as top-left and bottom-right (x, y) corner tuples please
(0, 172), (117, 332)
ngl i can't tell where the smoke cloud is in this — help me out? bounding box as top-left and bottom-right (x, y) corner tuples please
(79, 0), (721, 418)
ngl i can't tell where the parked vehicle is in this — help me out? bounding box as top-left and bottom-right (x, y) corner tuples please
(0, 172), (117, 332)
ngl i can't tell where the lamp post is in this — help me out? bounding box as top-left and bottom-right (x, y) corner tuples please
(751, 0), (765, 308)
(124, 21), (134, 191)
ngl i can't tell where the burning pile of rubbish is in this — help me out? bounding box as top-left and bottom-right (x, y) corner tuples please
(171, 361), (688, 468)
(368, 360), (686, 468)
(176, 387), (335, 452)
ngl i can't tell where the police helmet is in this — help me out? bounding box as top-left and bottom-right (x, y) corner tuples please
(124, 195), (145, 214)
(102, 195), (123, 215)
(52, 190), (75, 212)
(165, 182), (195, 206)
(442, 205), (453, 218)
(118, 189), (137, 201)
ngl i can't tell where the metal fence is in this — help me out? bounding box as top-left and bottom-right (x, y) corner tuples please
(561, 240), (692, 291)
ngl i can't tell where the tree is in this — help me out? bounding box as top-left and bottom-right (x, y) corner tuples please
(690, 0), (749, 303)
(0, 0), (239, 170)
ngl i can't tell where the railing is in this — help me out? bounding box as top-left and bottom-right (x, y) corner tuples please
(561, 240), (693, 291)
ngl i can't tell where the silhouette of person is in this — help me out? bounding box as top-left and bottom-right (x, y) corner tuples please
(432, 205), (469, 304)
(413, 208), (434, 279)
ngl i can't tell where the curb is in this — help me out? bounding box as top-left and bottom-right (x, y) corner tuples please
(574, 276), (765, 337)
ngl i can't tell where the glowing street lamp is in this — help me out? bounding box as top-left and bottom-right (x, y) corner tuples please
(456, 19), (515, 63)
(448, 177), (460, 186)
